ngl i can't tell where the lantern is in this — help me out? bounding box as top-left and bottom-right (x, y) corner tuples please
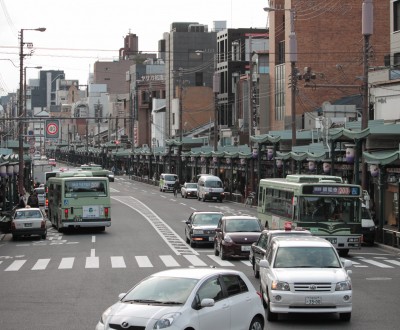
(201, 156), (205, 163)
(267, 148), (274, 160)
(345, 146), (355, 163)
(7, 165), (14, 176)
(276, 159), (283, 168)
(226, 158), (231, 164)
(369, 164), (379, 177)
(308, 161), (316, 171)
(0, 165), (7, 177)
(213, 156), (218, 163)
(240, 158), (246, 165)
(323, 162), (331, 173)
(190, 156), (195, 162)
(252, 148), (258, 159)
(13, 164), (19, 174)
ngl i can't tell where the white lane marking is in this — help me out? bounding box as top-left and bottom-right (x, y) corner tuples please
(32, 258), (50, 270)
(111, 256), (126, 268)
(183, 255), (207, 266)
(59, 257), (74, 269)
(207, 255), (234, 266)
(110, 188), (120, 192)
(92, 236), (96, 243)
(241, 260), (252, 266)
(5, 260), (26, 271)
(91, 249), (96, 257)
(160, 255), (180, 267)
(135, 256), (153, 267)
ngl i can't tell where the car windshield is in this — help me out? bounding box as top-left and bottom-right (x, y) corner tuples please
(15, 210), (42, 219)
(193, 214), (221, 226)
(205, 180), (222, 188)
(186, 183), (197, 189)
(225, 219), (262, 232)
(165, 175), (177, 181)
(122, 276), (199, 304)
(274, 246), (341, 268)
(35, 188), (45, 195)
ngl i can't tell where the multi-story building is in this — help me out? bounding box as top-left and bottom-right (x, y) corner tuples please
(267, 0), (390, 137)
(162, 22), (218, 140)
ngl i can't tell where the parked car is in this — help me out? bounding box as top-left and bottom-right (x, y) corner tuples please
(11, 207), (47, 240)
(33, 187), (46, 207)
(107, 171), (115, 182)
(259, 236), (353, 322)
(361, 206), (376, 245)
(214, 215), (263, 260)
(96, 268), (265, 330)
(184, 211), (223, 247)
(48, 158), (56, 166)
(181, 182), (198, 198)
(249, 228), (312, 278)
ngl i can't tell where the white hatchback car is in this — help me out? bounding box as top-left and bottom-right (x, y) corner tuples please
(259, 236), (353, 322)
(96, 268), (265, 330)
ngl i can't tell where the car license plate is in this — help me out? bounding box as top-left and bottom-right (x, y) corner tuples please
(241, 245), (251, 251)
(212, 197), (217, 200)
(306, 296), (322, 305)
(209, 237), (214, 241)
(24, 223), (32, 228)
(325, 237), (337, 244)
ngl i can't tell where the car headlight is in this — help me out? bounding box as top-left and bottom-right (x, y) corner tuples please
(193, 229), (204, 234)
(223, 235), (233, 243)
(271, 280), (290, 291)
(335, 280), (352, 291)
(153, 312), (181, 329)
(100, 306), (112, 324)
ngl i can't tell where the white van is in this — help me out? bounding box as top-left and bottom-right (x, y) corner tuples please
(159, 173), (178, 192)
(197, 175), (224, 202)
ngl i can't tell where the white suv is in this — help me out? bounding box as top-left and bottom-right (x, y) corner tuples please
(259, 236), (353, 322)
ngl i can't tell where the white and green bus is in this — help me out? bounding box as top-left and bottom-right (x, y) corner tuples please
(257, 175), (362, 256)
(47, 171), (111, 232)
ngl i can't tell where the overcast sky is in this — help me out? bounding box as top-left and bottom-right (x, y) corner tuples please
(0, 0), (268, 96)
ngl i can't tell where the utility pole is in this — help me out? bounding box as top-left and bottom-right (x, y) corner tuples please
(213, 73), (220, 152)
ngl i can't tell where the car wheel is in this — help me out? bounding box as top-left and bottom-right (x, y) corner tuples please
(339, 312), (351, 322)
(12, 235), (18, 241)
(184, 194), (187, 199)
(41, 233), (47, 240)
(190, 239), (196, 248)
(57, 218), (63, 233)
(214, 242), (219, 256)
(339, 249), (349, 257)
(249, 316), (264, 330)
(202, 196), (206, 202)
(220, 244), (227, 260)
(253, 260), (260, 278)
(266, 300), (278, 322)
(185, 234), (190, 244)
(260, 284), (268, 308)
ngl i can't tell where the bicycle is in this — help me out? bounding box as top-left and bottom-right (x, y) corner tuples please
(244, 192), (256, 207)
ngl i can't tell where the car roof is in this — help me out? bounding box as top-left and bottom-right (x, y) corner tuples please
(261, 229), (312, 235)
(17, 207), (42, 212)
(271, 236), (332, 247)
(192, 211), (223, 215)
(152, 267), (244, 280)
(222, 215), (259, 220)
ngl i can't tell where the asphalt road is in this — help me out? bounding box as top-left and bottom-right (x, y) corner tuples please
(0, 176), (399, 330)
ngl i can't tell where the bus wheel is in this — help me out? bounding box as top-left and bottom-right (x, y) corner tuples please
(98, 226), (105, 232)
(339, 249), (349, 257)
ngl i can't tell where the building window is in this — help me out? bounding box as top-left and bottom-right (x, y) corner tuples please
(275, 64), (285, 121)
(394, 52), (400, 67)
(278, 41), (285, 65)
(195, 72), (203, 86)
(188, 50), (203, 61)
(394, 1), (400, 32)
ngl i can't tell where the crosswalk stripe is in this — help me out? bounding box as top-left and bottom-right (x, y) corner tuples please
(5, 260), (26, 271)
(111, 256), (126, 268)
(183, 255), (207, 266)
(384, 259), (400, 266)
(135, 256), (153, 267)
(86, 257), (99, 268)
(32, 258), (50, 270)
(359, 259), (394, 268)
(160, 255), (180, 267)
(59, 257), (74, 269)
(207, 255), (234, 266)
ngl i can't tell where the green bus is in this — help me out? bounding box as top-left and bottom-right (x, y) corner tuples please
(47, 171), (111, 232)
(257, 175), (362, 256)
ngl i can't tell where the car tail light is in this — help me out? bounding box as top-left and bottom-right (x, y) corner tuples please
(40, 220), (45, 229)
(64, 208), (68, 219)
(11, 221), (15, 230)
(256, 291), (262, 299)
(104, 207), (109, 218)
(45, 198), (48, 207)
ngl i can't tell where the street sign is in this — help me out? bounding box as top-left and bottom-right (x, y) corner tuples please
(45, 119), (60, 139)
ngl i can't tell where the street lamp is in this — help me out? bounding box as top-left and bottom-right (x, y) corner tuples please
(18, 27), (46, 195)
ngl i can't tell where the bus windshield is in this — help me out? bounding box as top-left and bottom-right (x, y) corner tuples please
(299, 196), (360, 223)
(65, 180), (107, 197)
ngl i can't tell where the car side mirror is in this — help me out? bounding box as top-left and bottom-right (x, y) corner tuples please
(342, 260), (352, 268)
(200, 298), (215, 308)
(259, 259), (270, 268)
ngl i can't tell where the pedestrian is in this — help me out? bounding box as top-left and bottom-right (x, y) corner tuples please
(27, 191), (39, 208)
(18, 193), (26, 209)
(173, 179), (180, 197)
